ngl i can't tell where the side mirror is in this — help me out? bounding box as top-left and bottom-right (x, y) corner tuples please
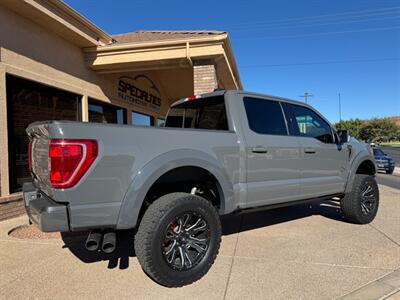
(337, 130), (350, 144)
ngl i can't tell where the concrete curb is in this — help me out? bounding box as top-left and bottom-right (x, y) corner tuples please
(337, 269), (400, 300)
(393, 167), (400, 175)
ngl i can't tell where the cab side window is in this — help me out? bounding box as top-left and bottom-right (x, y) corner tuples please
(290, 104), (334, 143)
(243, 97), (288, 135)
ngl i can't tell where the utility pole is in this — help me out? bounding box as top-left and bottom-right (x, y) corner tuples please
(338, 93), (342, 122)
(300, 92), (313, 104)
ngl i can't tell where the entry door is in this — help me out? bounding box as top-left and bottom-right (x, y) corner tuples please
(288, 104), (348, 198)
(241, 97), (301, 208)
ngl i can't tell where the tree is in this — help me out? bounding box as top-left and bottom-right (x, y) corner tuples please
(334, 117), (400, 142)
(334, 119), (364, 139)
(358, 118), (399, 142)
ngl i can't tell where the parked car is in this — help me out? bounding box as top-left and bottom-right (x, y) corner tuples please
(23, 90), (379, 287)
(373, 147), (395, 174)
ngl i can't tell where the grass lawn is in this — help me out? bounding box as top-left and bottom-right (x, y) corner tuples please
(381, 142), (400, 147)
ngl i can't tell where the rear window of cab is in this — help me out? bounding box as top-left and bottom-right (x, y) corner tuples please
(165, 96), (228, 131)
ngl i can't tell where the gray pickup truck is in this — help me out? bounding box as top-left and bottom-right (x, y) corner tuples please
(23, 90), (379, 287)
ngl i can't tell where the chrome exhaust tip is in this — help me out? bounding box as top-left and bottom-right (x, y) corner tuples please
(85, 231), (102, 251)
(101, 232), (116, 254)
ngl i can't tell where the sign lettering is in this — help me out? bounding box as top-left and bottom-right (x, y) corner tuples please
(117, 75), (161, 111)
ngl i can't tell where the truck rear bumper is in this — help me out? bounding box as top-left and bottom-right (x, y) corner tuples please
(23, 183), (70, 232)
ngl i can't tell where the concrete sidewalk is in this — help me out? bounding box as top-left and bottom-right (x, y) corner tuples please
(0, 185), (399, 299)
(393, 167), (400, 175)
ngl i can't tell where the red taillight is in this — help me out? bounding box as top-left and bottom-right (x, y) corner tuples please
(185, 95), (198, 101)
(28, 142), (32, 173)
(49, 139), (98, 189)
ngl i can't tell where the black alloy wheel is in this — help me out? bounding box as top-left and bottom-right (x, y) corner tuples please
(162, 212), (210, 271)
(341, 174), (379, 224)
(135, 192), (221, 287)
(360, 183), (377, 216)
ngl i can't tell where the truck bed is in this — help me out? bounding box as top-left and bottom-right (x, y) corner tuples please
(27, 121), (240, 230)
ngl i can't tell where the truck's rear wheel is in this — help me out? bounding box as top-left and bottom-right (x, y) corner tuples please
(341, 175), (379, 224)
(134, 192), (221, 287)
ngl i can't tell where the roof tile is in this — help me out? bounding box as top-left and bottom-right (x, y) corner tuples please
(111, 30), (226, 43)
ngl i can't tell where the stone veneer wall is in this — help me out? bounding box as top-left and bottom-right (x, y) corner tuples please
(193, 60), (218, 95)
(0, 193), (24, 221)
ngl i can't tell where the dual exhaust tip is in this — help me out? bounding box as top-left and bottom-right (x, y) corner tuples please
(85, 231), (116, 253)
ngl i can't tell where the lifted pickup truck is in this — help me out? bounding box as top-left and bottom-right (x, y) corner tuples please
(24, 90), (379, 287)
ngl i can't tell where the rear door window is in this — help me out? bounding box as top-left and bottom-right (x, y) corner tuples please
(243, 97), (288, 135)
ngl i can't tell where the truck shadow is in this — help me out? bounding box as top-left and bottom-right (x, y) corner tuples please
(61, 199), (345, 270)
(61, 230), (135, 270)
(221, 199), (345, 235)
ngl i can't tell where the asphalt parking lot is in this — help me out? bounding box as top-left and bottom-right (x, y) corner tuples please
(0, 184), (399, 300)
(377, 172), (400, 190)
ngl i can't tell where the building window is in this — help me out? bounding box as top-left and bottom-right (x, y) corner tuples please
(6, 75), (81, 193)
(132, 111), (154, 126)
(88, 99), (127, 124)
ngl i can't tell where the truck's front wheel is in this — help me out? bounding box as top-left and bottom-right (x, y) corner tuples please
(341, 175), (379, 224)
(134, 193), (221, 287)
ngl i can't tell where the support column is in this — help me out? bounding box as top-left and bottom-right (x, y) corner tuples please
(82, 95), (89, 122)
(127, 110), (132, 125)
(0, 64), (9, 196)
(193, 60), (218, 95)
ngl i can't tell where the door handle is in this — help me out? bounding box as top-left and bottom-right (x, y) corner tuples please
(251, 146), (268, 154)
(304, 147), (316, 154)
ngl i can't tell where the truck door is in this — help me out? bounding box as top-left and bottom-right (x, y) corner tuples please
(240, 96), (302, 207)
(284, 103), (348, 198)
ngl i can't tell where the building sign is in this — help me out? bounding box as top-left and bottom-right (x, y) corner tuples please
(117, 75), (161, 111)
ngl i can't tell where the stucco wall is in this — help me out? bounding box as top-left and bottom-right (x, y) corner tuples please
(0, 5), (194, 198)
(0, 6), (110, 102)
(0, 5), (194, 116)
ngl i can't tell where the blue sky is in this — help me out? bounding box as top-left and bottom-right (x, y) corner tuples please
(65, 0), (400, 123)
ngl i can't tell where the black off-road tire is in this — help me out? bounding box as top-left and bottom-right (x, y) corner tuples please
(341, 175), (379, 224)
(134, 193), (221, 287)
